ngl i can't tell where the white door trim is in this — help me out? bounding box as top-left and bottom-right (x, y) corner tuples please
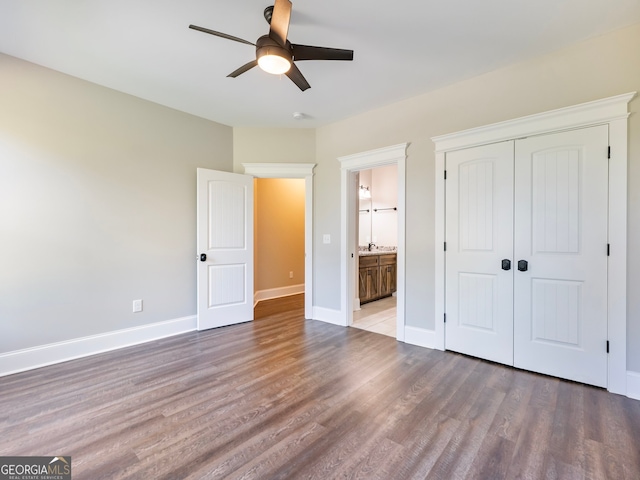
(242, 163), (316, 320)
(432, 92), (636, 396)
(338, 143), (408, 341)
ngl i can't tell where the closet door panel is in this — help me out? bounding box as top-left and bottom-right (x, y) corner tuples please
(445, 141), (514, 365)
(513, 126), (608, 387)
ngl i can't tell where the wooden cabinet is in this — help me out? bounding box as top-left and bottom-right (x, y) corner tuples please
(358, 253), (396, 304)
(359, 255), (380, 304)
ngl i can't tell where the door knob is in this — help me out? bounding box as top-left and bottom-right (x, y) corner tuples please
(501, 259), (511, 271)
(200, 253), (207, 262)
(518, 260), (528, 272)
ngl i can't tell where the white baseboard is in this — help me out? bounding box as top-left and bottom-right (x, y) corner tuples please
(312, 306), (346, 326)
(627, 371), (640, 400)
(404, 326), (438, 349)
(0, 315), (197, 377)
(254, 284), (305, 304)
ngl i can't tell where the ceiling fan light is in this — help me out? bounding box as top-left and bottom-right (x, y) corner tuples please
(257, 51), (291, 75)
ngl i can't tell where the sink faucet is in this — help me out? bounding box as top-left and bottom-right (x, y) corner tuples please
(368, 242), (376, 251)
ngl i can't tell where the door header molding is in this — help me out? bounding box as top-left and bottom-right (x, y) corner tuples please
(242, 163), (316, 178)
(432, 92), (636, 153)
(338, 143), (409, 171)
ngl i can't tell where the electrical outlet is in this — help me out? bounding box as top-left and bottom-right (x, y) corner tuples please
(133, 299), (143, 313)
(289, 271), (294, 278)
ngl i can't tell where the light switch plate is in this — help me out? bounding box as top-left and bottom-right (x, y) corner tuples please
(323, 234), (331, 244)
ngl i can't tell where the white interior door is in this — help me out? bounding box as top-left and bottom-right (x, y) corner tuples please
(513, 126), (609, 387)
(445, 141), (515, 365)
(197, 168), (253, 330)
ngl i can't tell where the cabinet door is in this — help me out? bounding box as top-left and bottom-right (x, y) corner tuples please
(445, 141), (515, 366)
(367, 266), (379, 300)
(379, 255), (396, 297)
(359, 256), (379, 303)
(359, 267), (369, 302)
(513, 126), (608, 387)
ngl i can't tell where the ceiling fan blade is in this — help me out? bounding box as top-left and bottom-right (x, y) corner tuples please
(269, 0), (292, 46)
(227, 60), (258, 78)
(285, 63), (311, 91)
(291, 44), (354, 61)
(189, 24), (255, 46)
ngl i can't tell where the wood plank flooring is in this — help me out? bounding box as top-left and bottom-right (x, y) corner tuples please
(1, 295), (639, 479)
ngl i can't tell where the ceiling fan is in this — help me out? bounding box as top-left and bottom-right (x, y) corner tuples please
(189, 0), (354, 91)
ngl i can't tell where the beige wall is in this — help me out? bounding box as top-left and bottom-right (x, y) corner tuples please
(233, 127), (316, 169)
(312, 23), (640, 369)
(255, 178), (305, 293)
(0, 53), (234, 353)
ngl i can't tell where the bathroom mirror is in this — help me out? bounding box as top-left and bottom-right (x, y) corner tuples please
(358, 165), (398, 249)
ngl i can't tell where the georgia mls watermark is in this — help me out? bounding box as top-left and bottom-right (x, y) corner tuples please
(0, 457), (71, 480)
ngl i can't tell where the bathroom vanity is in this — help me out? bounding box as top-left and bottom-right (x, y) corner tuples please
(358, 251), (397, 304)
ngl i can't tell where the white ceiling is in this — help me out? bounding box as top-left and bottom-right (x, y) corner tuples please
(1, 0), (639, 128)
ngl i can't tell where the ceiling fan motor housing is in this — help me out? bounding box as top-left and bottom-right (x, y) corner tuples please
(256, 35), (292, 63)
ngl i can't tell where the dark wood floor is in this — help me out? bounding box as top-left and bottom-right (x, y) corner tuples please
(1, 295), (639, 479)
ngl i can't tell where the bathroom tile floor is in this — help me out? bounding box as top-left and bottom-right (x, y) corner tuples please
(351, 296), (396, 338)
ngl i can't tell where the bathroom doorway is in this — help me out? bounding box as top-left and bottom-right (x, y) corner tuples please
(352, 165), (398, 337)
(338, 143), (407, 341)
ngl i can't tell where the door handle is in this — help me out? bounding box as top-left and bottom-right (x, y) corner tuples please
(518, 260), (528, 272)
(200, 253), (207, 262)
(501, 259), (511, 271)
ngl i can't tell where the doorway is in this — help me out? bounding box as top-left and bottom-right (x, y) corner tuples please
(253, 177), (305, 314)
(352, 165), (398, 338)
(197, 164), (315, 331)
(338, 143), (408, 341)
(243, 163), (315, 319)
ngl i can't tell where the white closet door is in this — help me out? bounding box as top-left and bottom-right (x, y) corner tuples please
(513, 126), (608, 387)
(445, 141), (515, 365)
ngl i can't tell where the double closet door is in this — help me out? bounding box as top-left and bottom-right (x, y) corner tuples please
(445, 126), (609, 387)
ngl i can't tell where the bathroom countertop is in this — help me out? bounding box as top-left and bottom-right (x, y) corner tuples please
(359, 249), (397, 256)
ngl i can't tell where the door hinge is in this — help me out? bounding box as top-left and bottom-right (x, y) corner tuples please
(444, 313), (447, 323)
(444, 170), (447, 180)
(606, 340), (610, 353)
(607, 244), (610, 256)
(608, 146), (611, 159)
(444, 242), (447, 251)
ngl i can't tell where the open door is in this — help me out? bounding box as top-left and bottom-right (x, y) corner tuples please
(197, 168), (253, 330)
